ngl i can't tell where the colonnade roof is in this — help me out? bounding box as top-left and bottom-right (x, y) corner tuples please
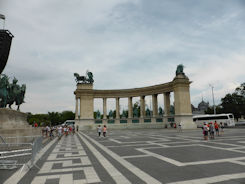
(75, 81), (174, 98)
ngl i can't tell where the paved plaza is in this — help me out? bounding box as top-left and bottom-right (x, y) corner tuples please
(3, 128), (245, 184)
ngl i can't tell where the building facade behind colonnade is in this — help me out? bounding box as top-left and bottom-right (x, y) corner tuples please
(74, 65), (197, 130)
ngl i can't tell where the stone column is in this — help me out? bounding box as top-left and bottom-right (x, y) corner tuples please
(103, 98), (107, 119)
(173, 74), (196, 129)
(116, 97), (120, 119)
(140, 96), (145, 118)
(75, 97), (79, 119)
(164, 92), (170, 116)
(163, 92), (171, 125)
(128, 97), (133, 118)
(152, 94), (158, 117)
(80, 97), (82, 119)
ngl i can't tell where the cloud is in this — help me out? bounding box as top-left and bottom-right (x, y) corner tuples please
(1, 0), (245, 113)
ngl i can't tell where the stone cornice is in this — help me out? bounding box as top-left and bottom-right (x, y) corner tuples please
(75, 81), (174, 98)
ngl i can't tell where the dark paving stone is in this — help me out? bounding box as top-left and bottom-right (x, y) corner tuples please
(108, 146), (147, 156)
(60, 149), (65, 151)
(52, 163), (63, 169)
(72, 158), (81, 164)
(72, 152), (79, 154)
(56, 154), (64, 158)
(126, 156), (245, 183)
(147, 145), (245, 162)
(45, 178), (59, 184)
(73, 170), (85, 180)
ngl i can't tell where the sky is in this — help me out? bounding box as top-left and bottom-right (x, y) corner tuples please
(0, 0), (245, 114)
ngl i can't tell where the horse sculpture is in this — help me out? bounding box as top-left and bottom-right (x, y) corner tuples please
(15, 84), (26, 111)
(0, 74), (26, 110)
(74, 71), (94, 84)
(0, 74), (9, 107)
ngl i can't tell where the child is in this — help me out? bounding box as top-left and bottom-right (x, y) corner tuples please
(103, 125), (107, 137)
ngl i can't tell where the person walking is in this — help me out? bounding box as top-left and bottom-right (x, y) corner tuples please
(57, 126), (62, 140)
(214, 121), (219, 136)
(178, 122), (182, 133)
(203, 123), (209, 140)
(103, 125), (107, 137)
(97, 125), (102, 137)
(209, 123), (215, 139)
(220, 122), (224, 136)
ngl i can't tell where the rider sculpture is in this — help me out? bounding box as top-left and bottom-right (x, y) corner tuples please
(0, 74), (26, 110)
(74, 70), (94, 84)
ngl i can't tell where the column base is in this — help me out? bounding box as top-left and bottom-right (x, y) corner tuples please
(174, 115), (197, 129)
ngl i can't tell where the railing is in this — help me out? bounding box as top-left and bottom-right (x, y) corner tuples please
(0, 136), (43, 170)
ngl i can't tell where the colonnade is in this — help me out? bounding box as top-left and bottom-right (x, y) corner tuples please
(75, 93), (171, 120)
(74, 72), (197, 129)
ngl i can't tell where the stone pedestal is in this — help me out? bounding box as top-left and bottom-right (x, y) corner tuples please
(173, 74), (197, 129)
(0, 108), (41, 143)
(0, 108), (31, 129)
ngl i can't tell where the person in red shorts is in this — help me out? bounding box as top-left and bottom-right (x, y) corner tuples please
(214, 121), (219, 136)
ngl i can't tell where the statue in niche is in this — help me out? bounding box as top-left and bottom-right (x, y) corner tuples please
(96, 110), (101, 119)
(146, 108), (151, 117)
(133, 107), (139, 118)
(122, 110), (127, 118)
(109, 110), (114, 119)
(158, 107), (163, 116)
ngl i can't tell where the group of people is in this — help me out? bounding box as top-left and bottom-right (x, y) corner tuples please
(42, 124), (76, 140)
(202, 121), (224, 140)
(97, 125), (107, 137)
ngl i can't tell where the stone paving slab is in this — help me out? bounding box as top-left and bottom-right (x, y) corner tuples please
(3, 128), (245, 184)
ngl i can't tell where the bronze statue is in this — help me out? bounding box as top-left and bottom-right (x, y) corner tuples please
(146, 108), (151, 117)
(0, 74), (26, 110)
(176, 64), (185, 76)
(96, 110), (101, 119)
(133, 107), (139, 117)
(158, 107), (163, 116)
(0, 74), (9, 107)
(74, 70), (94, 84)
(122, 110), (127, 118)
(109, 110), (113, 119)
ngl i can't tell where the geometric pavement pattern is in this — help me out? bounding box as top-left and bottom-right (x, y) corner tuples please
(9, 128), (245, 184)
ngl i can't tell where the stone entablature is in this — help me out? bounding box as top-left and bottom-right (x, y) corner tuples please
(75, 82), (174, 98)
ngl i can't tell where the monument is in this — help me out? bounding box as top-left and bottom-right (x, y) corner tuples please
(0, 16), (37, 142)
(74, 65), (197, 130)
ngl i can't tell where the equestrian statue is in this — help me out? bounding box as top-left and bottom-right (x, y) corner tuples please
(74, 70), (94, 84)
(0, 74), (26, 110)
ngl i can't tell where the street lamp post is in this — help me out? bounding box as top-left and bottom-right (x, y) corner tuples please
(209, 84), (216, 114)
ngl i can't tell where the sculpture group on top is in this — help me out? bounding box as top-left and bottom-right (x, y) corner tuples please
(175, 64), (185, 76)
(74, 70), (94, 84)
(0, 74), (26, 110)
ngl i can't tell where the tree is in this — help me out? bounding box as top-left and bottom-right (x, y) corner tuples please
(205, 105), (223, 114)
(27, 111), (75, 126)
(60, 111), (75, 122)
(204, 83), (245, 120)
(221, 93), (245, 120)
